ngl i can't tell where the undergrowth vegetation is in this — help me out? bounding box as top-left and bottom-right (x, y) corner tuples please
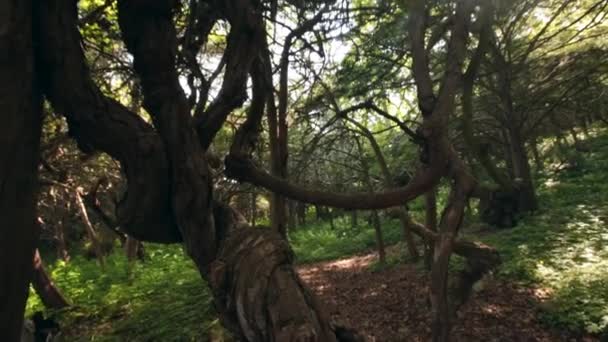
(476, 129), (608, 335)
(27, 127), (608, 339)
(289, 216), (405, 264)
(26, 245), (226, 341)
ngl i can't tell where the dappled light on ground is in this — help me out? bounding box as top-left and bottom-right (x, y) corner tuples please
(298, 251), (597, 341)
(472, 130), (608, 336)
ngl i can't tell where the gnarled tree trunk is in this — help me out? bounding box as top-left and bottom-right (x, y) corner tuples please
(33, 0), (356, 340)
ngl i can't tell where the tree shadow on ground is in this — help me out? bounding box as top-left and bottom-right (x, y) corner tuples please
(298, 251), (597, 341)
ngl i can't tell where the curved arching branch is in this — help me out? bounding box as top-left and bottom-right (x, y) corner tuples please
(37, 0), (180, 243)
(116, 1), (355, 340)
(225, 153), (442, 209)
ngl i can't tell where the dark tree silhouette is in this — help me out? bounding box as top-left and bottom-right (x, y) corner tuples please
(0, 1), (43, 339)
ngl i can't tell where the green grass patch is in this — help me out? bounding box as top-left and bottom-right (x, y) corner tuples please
(27, 245), (227, 341)
(472, 128), (608, 335)
(289, 216), (406, 264)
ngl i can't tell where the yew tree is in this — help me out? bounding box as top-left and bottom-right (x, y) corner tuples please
(1, 0), (502, 341)
(463, 0), (608, 215)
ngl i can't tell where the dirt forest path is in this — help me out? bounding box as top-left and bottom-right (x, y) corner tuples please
(297, 250), (596, 342)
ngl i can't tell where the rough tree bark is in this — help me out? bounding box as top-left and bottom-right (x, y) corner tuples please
(0, 0), (43, 339)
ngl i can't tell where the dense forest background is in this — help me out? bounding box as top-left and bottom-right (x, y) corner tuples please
(1, 0), (608, 341)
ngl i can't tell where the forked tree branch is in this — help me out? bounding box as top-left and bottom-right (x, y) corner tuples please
(37, 0), (179, 243)
(194, 1), (266, 150)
